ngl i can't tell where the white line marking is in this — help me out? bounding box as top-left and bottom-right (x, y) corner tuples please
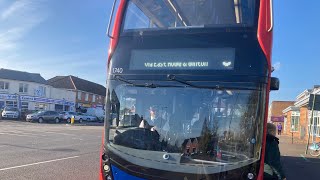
(40, 131), (76, 136)
(0, 156), (80, 171)
(300, 154), (311, 162)
(0, 133), (33, 137)
(4, 131), (47, 137)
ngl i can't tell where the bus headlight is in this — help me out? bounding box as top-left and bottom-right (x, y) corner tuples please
(247, 173), (254, 179)
(104, 165), (110, 172)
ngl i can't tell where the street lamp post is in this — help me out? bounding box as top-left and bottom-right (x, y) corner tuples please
(14, 93), (21, 119)
(63, 98), (65, 111)
(291, 125), (294, 144)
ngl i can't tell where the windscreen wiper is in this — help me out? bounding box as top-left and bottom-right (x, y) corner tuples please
(114, 75), (182, 88)
(167, 74), (261, 91)
(167, 74), (200, 88)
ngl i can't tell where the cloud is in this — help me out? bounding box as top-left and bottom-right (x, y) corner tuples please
(1, 0), (28, 20)
(273, 62), (281, 71)
(0, 0), (48, 52)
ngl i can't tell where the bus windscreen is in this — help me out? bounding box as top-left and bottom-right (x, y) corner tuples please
(123, 0), (256, 31)
(129, 48), (235, 70)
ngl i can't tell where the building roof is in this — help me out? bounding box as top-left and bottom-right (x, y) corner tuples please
(47, 76), (75, 89)
(283, 106), (300, 113)
(270, 101), (295, 116)
(0, 68), (47, 85)
(271, 101), (295, 104)
(47, 75), (106, 96)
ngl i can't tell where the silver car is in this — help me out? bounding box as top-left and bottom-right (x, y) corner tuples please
(1, 107), (20, 119)
(26, 111), (60, 123)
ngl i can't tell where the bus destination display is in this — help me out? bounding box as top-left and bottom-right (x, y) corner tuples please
(129, 48), (235, 70)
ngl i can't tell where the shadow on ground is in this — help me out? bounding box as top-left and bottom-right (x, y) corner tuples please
(281, 155), (320, 180)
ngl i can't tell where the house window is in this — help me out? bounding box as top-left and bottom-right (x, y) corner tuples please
(21, 102), (29, 112)
(78, 92), (82, 100)
(6, 101), (17, 108)
(0, 81), (9, 90)
(85, 93), (89, 101)
(92, 95), (96, 102)
(309, 111), (320, 137)
(291, 111), (300, 132)
(19, 83), (28, 93)
(35, 103), (47, 110)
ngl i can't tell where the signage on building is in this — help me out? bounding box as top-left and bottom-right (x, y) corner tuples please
(34, 88), (44, 97)
(0, 93), (75, 106)
(271, 116), (284, 122)
(308, 94), (320, 111)
(0, 94), (17, 100)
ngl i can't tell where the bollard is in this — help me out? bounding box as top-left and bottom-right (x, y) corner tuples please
(71, 115), (75, 125)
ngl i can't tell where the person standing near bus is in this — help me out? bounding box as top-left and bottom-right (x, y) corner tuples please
(264, 123), (286, 180)
(277, 123), (283, 136)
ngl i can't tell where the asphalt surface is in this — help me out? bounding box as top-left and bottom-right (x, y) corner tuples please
(279, 135), (320, 180)
(0, 120), (103, 180)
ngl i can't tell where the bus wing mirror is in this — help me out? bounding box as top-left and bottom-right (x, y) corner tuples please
(270, 77), (280, 91)
(107, 0), (118, 39)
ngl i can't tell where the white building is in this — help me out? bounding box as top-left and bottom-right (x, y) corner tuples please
(0, 68), (76, 112)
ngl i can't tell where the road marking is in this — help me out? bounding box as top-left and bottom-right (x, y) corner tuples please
(4, 131), (47, 137)
(0, 156), (80, 171)
(0, 133), (33, 137)
(300, 154), (311, 162)
(40, 131), (76, 136)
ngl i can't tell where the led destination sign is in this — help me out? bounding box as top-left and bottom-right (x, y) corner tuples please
(129, 48), (235, 70)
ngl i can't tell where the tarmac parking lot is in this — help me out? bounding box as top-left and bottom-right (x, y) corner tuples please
(0, 119), (103, 180)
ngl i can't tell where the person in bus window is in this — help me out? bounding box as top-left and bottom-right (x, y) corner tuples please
(264, 123), (286, 180)
(148, 106), (168, 130)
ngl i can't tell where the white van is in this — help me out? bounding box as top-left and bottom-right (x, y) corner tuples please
(85, 108), (105, 122)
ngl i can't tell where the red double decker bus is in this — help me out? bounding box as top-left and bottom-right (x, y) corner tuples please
(101, 0), (279, 179)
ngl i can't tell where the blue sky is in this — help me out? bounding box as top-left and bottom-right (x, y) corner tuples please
(0, 0), (111, 86)
(0, 0), (318, 102)
(270, 0), (320, 102)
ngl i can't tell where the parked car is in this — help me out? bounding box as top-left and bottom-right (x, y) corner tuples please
(26, 111), (60, 123)
(60, 111), (80, 123)
(1, 107), (20, 119)
(21, 110), (39, 121)
(76, 112), (97, 122)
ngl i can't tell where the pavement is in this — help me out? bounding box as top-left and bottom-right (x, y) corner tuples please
(0, 119), (103, 180)
(278, 135), (320, 180)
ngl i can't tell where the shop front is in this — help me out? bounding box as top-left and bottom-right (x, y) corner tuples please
(0, 94), (19, 109)
(0, 93), (75, 112)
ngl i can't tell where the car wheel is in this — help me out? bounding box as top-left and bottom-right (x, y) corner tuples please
(79, 118), (83, 123)
(67, 118), (71, 123)
(55, 118), (60, 124)
(38, 118), (44, 123)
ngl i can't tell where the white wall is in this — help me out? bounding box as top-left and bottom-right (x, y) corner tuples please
(0, 78), (51, 97)
(0, 78), (76, 111)
(51, 88), (76, 103)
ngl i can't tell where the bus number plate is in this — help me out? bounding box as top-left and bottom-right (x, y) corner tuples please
(112, 68), (123, 74)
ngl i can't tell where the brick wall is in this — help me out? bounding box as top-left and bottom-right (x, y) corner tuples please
(270, 101), (295, 117)
(299, 107), (308, 141)
(284, 107), (320, 143)
(283, 111), (292, 135)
